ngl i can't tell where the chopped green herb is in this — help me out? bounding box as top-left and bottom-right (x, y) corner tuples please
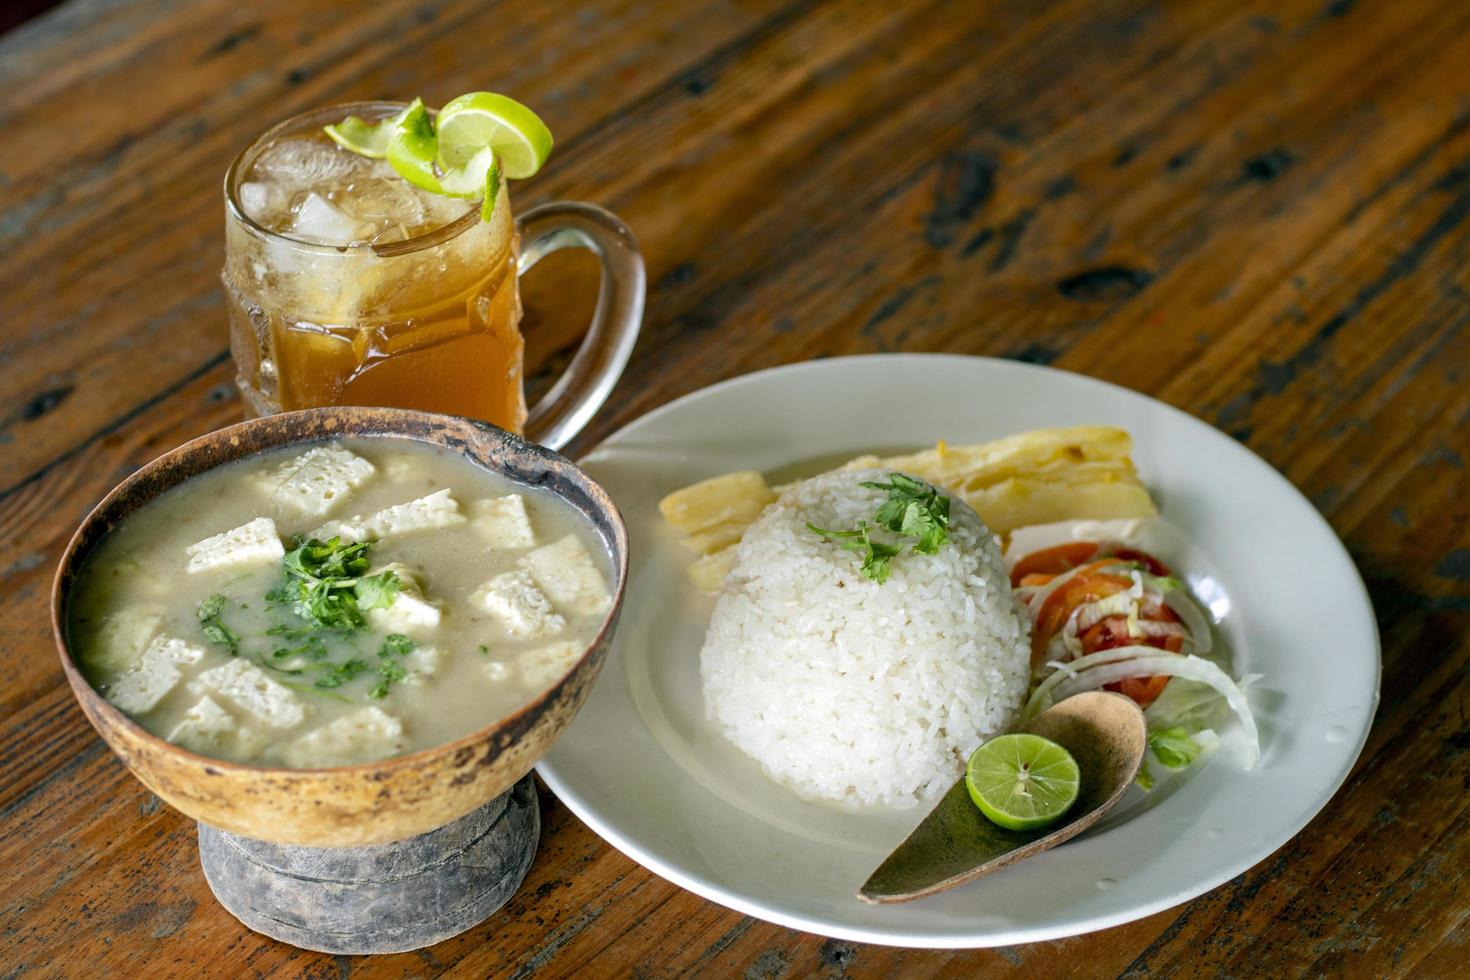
(808, 473), (951, 583)
(197, 594), (240, 655)
(267, 536), (401, 632)
(270, 633), (330, 663)
(369, 658), (408, 700)
(380, 633), (414, 657)
(1147, 726), (1202, 769)
(806, 522), (903, 584)
(862, 473), (950, 554)
(314, 658), (370, 690)
(365, 634), (415, 699)
(354, 570), (403, 612)
(477, 643), (489, 655)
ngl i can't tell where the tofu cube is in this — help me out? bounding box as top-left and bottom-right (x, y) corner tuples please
(521, 535), (611, 617)
(167, 695), (236, 754)
(279, 706), (405, 768)
(403, 645), (442, 685)
(196, 659), (306, 728)
(363, 563), (442, 635)
(477, 569), (564, 638)
(385, 457), (419, 482)
(102, 633), (208, 714)
(185, 517), (285, 574)
(469, 494), (536, 549)
(105, 657), (181, 715)
(312, 488), (465, 543)
(145, 634), (206, 666)
(257, 443), (375, 518)
(85, 606), (164, 674)
(519, 640), (581, 690)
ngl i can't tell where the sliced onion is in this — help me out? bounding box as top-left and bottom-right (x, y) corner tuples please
(1013, 555), (1125, 609)
(1162, 589), (1213, 655)
(1046, 654), (1259, 767)
(1075, 592), (1136, 632)
(1024, 645), (1158, 719)
(1134, 619), (1188, 641)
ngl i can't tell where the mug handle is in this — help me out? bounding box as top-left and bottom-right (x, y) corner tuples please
(514, 202), (645, 451)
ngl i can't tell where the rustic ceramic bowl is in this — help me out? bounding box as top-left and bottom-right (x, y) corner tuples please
(52, 408), (628, 847)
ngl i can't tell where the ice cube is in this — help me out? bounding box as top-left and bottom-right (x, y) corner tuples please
(423, 192), (474, 228)
(340, 176), (437, 244)
(252, 137), (362, 189)
(290, 192), (365, 246)
(238, 181), (276, 220)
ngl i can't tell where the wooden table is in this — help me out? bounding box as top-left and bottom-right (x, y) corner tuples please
(2, 0), (1466, 975)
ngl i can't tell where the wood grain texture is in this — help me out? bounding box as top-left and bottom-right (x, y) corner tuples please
(1, 0), (1466, 976)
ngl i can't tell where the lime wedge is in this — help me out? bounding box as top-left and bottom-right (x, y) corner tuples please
(435, 91), (553, 179)
(384, 98), (444, 193)
(436, 149), (502, 221)
(324, 102), (415, 159)
(385, 100), (501, 216)
(965, 733), (1080, 832)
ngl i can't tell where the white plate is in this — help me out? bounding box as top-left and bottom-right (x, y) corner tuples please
(537, 354), (1380, 948)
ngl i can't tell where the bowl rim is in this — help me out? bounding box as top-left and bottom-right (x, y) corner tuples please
(51, 406), (629, 778)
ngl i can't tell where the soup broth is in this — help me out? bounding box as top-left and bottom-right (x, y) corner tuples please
(68, 438), (611, 768)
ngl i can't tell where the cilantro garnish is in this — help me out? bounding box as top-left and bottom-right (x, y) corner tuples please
(313, 658), (370, 690)
(808, 473), (952, 583)
(197, 594), (240, 655)
(268, 627), (330, 665)
(197, 537), (419, 703)
(368, 633), (415, 699)
(266, 536), (401, 632)
(806, 522), (904, 583)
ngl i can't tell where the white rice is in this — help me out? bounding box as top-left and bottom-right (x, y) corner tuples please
(699, 469), (1031, 807)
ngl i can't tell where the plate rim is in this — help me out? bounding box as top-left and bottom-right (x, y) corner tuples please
(538, 352), (1382, 948)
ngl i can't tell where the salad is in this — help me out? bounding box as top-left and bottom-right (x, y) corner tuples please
(1009, 535), (1260, 786)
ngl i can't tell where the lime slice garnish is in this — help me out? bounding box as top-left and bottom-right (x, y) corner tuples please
(435, 91), (553, 180)
(323, 102), (416, 159)
(384, 98), (445, 194)
(332, 93), (544, 223)
(965, 733), (1080, 832)
(385, 101), (501, 216)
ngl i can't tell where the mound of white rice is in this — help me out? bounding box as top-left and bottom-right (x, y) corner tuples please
(699, 469), (1031, 807)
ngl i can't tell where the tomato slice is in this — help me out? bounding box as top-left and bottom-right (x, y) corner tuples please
(1110, 547), (1172, 577)
(1031, 572), (1134, 667)
(1076, 615), (1182, 708)
(1111, 674), (1170, 706)
(1010, 542), (1100, 587)
(1015, 540), (1185, 704)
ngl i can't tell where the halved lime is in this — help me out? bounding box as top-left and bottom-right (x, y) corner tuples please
(435, 91), (553, 179)
(965, 733), (1080, 831)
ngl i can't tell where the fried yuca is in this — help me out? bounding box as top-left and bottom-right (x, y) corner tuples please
(659, 426), (1157, 593)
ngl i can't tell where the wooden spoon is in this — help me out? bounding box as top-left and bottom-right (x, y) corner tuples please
(857, 691), (1146, 904)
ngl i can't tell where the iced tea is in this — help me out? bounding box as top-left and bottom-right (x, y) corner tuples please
(224, 104), (528, 430)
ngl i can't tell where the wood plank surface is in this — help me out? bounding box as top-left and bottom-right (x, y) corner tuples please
(1, 0), (1467, 976)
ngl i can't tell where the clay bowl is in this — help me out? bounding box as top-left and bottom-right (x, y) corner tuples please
(51, 407), (628, 848)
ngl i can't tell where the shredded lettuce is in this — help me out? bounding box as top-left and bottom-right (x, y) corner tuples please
(1147, 726), (1201, 769)
(1045, 653), (1260, 767)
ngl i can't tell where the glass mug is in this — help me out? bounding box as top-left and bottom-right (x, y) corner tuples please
(222, 102), (644, 450)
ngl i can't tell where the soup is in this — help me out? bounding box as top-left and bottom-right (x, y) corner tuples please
(68, 438), (611, 768)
